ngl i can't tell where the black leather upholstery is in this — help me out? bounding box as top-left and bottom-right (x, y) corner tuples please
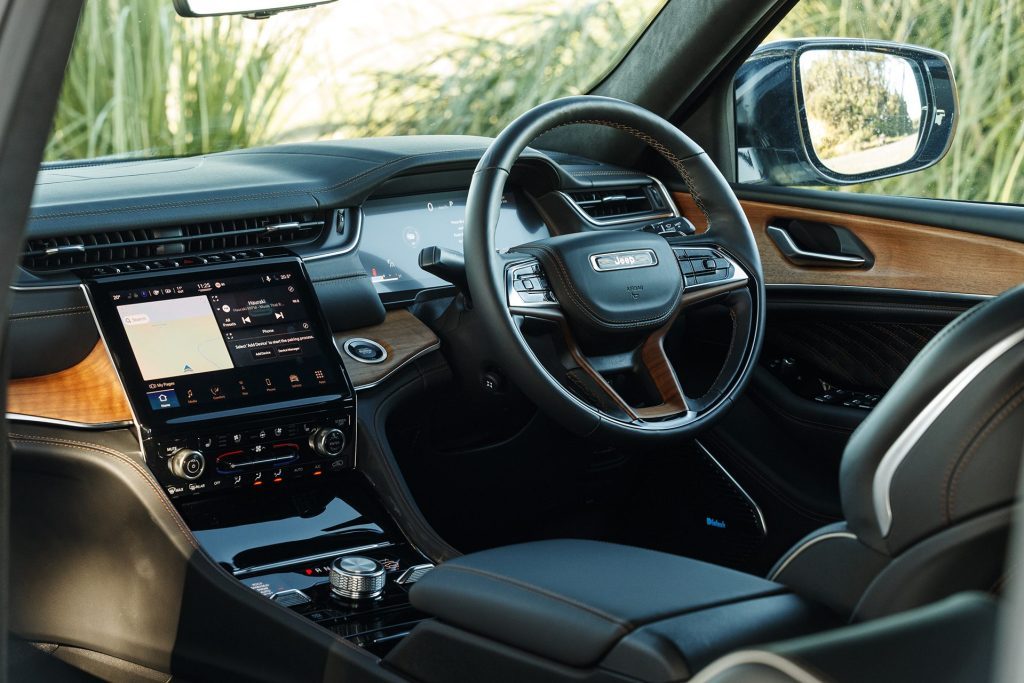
(401, 539), (833, 681)
(841, 285), (1024, 555)
(768, 285), (1024, 620)
(690, 592), (996, 683)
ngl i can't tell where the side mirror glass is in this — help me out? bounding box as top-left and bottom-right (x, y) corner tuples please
(735, 39), (958, 186)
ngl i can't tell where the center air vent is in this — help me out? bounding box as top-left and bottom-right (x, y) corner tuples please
(566, 184), (673, 223)
(21, 212), (326, 272)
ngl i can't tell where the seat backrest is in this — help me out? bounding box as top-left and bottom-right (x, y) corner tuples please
(840, 284), (1024, 557)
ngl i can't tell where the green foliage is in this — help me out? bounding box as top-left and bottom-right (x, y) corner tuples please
(46, 0), (304, 161)
(330, 1), (659, 139)
(803, 51), (916, 158)
(772, 0), (1024, 204)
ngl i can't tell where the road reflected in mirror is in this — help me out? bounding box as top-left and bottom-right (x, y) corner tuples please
(799, 49), (923, 175)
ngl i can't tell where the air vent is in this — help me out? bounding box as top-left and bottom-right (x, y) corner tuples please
(22, 212), (326, 272)
(566, 184), (673, 223)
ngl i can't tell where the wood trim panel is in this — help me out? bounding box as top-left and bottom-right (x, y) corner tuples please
(334, 309), (440, 389)
(674, 192), (1024, 296)
(7, 341), (133, 424)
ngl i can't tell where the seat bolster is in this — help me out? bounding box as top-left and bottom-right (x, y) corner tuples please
(768, 522), (889, 618)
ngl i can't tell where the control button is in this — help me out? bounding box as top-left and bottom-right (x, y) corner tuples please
(168, 449), (205, 481)
(309, 427), (346, 458)
(343, 338), (387, 365)
(330, 556), (386, 600)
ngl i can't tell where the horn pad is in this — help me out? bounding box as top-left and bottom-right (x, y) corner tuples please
(513, 230), (682, 345)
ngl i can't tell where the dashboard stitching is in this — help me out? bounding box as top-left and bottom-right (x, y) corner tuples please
(310, 271), (369, 283)
(9, 311), (91, 322)
(10, 305), (89, 318)
(8, 433), (200, 550)
(535, 118), (712, 225)
(31, 146), (494, 221)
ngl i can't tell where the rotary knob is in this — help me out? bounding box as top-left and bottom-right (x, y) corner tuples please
(168, 448), (205, 481)
(309, 427), (346, 458)
(330, 556), (385, 600)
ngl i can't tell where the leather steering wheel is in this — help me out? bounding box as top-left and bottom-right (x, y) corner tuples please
(464, 96), (765, 440)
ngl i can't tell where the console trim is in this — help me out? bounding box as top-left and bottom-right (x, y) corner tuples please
(233, 541), (395, 578)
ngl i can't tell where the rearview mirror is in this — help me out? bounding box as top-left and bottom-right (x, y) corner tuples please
(735, 39), (958, 186)
(173, 0), (337, 18)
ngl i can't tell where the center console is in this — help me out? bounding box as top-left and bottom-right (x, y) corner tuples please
(86, 256), (432, 655)
(87, 257), (357, 499)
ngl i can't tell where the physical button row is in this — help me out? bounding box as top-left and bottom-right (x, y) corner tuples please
(163, 458), (347, 498)
(86, 249), (272, 277)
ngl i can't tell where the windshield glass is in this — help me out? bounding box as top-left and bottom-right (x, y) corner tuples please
(46, 0), (665, 162)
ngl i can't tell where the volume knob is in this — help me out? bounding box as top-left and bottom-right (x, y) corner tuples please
(168, 448), (205, 481)
(330, 556), (385, 600)
(309, 427), (346, 458)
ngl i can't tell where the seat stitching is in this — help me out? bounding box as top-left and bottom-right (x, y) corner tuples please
(437, 563), (632, 629)
(8, 433), (199, 550)
(938, 379), (1024, 523)
(946, 387), (1024, 520)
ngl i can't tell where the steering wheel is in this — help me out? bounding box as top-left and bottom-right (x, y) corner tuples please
(464, 96), (765, 440)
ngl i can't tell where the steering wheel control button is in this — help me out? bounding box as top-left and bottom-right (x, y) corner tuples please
(330, 556), (386, 600)
(507, 261), (559, 308)
(168, 448), (206, 481)
(343, 337), (387, 364)
(309, 427), (346, 458)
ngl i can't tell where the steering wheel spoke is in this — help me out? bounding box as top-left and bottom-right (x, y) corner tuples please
(676, 247), (750, 309)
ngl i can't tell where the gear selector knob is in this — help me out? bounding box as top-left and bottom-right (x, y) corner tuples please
(330, 556), (385, 600)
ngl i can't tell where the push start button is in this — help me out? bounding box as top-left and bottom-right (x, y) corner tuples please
(343, 338), (387, 364)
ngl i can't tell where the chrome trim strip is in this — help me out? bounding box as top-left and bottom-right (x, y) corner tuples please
(768, 531), (857, 581)
(395, 563), (435, 585)
(695, 440), (767, 536)
(558, 175), (679, 227)
(5, 413), (134, 431)
(233, 541), (394, 577)
(765, 283), (993, 302)
(690, 650), (825, 683)
(872, 326), (1024, 537)
(301, 207), (363, 261)
(350, 341), (442, 392)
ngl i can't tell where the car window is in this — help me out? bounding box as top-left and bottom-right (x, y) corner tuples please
(46, 0), (666, 163)
(740, 0), (1023, 205)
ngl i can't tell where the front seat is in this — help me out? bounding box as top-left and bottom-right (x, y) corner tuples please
(767, 284), (1024, 619)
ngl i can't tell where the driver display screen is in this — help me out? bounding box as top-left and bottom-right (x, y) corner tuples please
(90, 259), (348, 425)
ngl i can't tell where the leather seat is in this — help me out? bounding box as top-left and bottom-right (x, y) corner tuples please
(768, 284), (1024, 619)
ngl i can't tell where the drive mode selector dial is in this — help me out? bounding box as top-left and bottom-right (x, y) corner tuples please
(309, 427), (346, 458)
(330, 556), (386, 600)
(168, 448), (205, 481)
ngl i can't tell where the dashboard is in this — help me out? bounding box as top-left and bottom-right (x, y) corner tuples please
(359, 188), (549, 298)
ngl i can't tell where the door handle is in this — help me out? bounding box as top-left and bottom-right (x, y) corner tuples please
(766, 225), (866, 268)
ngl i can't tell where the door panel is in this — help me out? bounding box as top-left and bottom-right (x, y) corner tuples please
(670, 191), (1008, 567)
(674, 193), (1024, 295)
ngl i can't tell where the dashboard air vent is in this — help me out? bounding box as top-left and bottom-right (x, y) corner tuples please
(566, 184), (672, 223)
(22, 211), (326, 272)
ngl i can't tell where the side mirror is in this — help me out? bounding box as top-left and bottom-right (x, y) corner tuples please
(735, 39), (958, 186)
(172, 0), (337, 19)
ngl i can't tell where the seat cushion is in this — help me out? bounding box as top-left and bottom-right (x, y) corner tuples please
(409, 539), (790, 668)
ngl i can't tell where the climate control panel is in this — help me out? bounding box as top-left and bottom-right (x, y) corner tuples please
(147, 407), (356, 499)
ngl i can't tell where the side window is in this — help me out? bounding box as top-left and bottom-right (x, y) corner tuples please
(735, 2), (1023, 205)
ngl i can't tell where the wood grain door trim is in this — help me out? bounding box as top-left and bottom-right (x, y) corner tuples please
(673, 193), (1024, 296)
(7, 341), (133, 424)
(334, 309), (440, 390)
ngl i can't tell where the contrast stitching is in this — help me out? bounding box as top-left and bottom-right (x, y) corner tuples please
(9, 311), (92, 322)
(536, 118), (711, 226)
(945, 386), (1024, 520)
(438, 563), (630, 628)
(310, 271), (368, 283)
(8, 433), (199, 550)
(10, 305), (89, 318)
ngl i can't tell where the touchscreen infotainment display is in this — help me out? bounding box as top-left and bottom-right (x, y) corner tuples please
(89, 258), (349, 426)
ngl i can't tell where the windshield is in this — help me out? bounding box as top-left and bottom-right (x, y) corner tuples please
(46, 0), (666, 162)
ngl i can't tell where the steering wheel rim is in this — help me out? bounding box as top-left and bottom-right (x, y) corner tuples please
(464, 95), (765, 441)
